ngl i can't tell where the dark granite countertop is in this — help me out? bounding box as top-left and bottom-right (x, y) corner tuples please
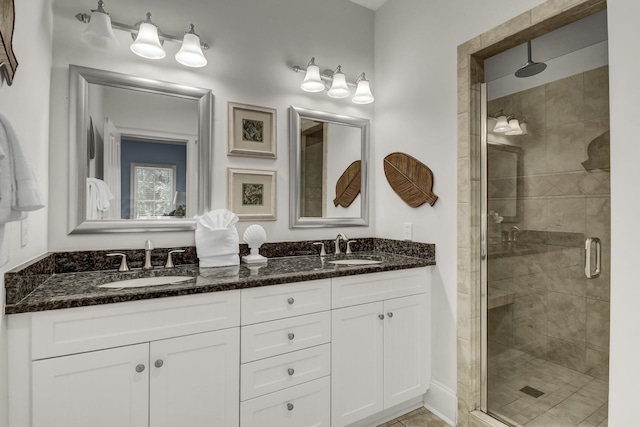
(5, 251), (434, 314)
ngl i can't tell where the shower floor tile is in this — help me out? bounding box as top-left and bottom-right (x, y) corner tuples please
(488, 349), (608, 427)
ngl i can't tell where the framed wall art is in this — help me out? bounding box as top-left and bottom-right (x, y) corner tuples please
(228, 102), (277, 158)
(227, 168), (277, 221)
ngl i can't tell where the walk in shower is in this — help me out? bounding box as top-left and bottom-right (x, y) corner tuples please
(480, 12), (610, 426)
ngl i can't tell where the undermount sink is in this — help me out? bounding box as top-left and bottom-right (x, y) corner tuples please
(98, 276), (194, 289)
(329, 259), (382, 266)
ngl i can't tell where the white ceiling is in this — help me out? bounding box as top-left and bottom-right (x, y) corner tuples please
(349, 0), (388, 11)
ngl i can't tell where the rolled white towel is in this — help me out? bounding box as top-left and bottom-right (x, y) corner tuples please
(195, 209), (240, 267)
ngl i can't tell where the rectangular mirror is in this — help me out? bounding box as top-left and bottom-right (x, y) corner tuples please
(289, 106), (369, 228)
(68, 65), (212, 234)
(487, 142), (522, 223)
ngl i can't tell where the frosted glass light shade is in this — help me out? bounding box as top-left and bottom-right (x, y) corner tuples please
(519, 122), (528, 135)
(130, 22), (165, 59)
(301, 61), (324, 92)
(175, 33), (207, 67)
(505, 119), (523, 135)
(81, 10), (118, 49)
(493, 115), (511, 132)
(352, 75), (374, 104)
(487, 117), (497, 133)
(327, 67), (350, 98)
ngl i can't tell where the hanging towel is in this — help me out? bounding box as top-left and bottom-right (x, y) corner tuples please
(195, 209), (240, 267)
(86, 177), (115, 219)
(0, 113), (46, 268)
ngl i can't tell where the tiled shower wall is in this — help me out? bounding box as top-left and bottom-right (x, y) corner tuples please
(486, 66), (610, 379)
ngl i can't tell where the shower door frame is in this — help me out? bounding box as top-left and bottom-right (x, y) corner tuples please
(455, 1), (609, 426)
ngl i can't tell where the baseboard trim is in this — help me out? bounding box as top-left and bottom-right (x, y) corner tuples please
(424, 380), (457, 426)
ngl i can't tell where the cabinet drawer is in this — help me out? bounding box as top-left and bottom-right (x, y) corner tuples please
(241, 344), (330, 401)
(240, 376), (330, 427)
(241, 311), (330, 363)
(241, 279), (331, 325)
(32, 291), (240, 360)
(332, 268), (429, 308)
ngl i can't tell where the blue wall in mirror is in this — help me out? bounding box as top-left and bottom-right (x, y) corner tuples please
(120, 139), (187, 219)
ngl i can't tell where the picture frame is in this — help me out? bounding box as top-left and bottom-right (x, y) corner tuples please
(228, 102), (277, 158)
(227, 168), (277, 221)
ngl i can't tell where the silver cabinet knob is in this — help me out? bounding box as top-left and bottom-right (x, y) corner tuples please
(378, 314), (384, 320)
(135, 364), (145, 373)
(288, 368), (295, 376)
(287, 403), (294, 411)
(288, 333), (295, 340)
(288, 297), (295, 305)
(387, 312), (394, 318)
(154, 359), (164, 368)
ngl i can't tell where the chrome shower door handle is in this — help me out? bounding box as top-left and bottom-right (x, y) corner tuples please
(584, 237), (602, 279)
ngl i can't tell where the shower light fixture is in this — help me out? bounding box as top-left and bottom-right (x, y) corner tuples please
(76, 1), (210, 68)
(292, 57), (375, 104)
(493, 115), (512, 133)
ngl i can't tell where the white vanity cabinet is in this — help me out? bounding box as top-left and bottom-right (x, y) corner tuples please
(27, 291), (241, 427)
(331, 269), (430, 427)
(240, 279), (332, 427)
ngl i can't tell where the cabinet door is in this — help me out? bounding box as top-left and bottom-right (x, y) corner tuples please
(383, 294), (428, 408)
(149, 328), (240, 427)
(32, 344), (149, 427)
(331, 302), (384, 427)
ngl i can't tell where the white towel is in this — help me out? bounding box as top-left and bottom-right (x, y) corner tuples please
(0, 113), (45, 268)
(0, 112), (45, 224)
(86, 177), (115, 220)
(195, 209), (240, 267)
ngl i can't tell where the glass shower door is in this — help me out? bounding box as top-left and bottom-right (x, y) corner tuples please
(482, 65), (611, 426)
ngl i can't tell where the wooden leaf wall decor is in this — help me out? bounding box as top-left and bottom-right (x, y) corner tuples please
(384, 152), (438, 207)
(333, 160), (361, 208)
(0, 0), (18, 86)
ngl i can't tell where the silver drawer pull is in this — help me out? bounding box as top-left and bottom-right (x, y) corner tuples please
(288, 333), (295, 340)
(135, 364), (145, 373)
(154, 359), (164, 368)
(287, 403), (294, 411)
(287, 297), (295, 305)
(387, 312), (394, 318)
(288, 368), (295, 376)
(378, 314), (384, 320)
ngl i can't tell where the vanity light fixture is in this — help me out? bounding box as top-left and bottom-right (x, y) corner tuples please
(76, 1), (210, 68)
(292, 57), (375, 104)
(79, 0), (118, 50)
(130, 13), (165, 59)
(488, 114), (528, 136)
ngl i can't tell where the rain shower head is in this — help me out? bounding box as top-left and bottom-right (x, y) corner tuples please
(515, 41), (547, 78)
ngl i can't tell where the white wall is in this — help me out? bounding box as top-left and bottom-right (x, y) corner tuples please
(49, 0), (375, 251)
(373, 0), (547, 421)
(606, 1), (640, 423)
(0, 0), (53, 426)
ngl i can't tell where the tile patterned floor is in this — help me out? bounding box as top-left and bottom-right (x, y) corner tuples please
(488, 348), (608, 426)
(378, 407), (449, 427)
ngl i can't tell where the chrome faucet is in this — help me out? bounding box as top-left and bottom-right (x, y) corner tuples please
(508, 226), (520, 243)
(143, 240), (154, 270)
(334, 233), (347, 255)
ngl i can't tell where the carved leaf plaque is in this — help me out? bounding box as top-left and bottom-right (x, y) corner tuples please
(333, 160), (361, 208)
(0, 0), (18, 85)
(384, 152), (438, 207)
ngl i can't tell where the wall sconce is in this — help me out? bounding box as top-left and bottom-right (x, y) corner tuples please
(292, 57), (375, 104)
(75, 1), (210, 68)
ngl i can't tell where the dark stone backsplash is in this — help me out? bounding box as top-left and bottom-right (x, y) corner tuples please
(5, 237), (435, 306)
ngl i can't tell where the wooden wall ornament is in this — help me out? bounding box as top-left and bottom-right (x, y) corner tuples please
(383, 152), (438, 207)
(0, 0), (18, 86)
(333, 160), (361, 208)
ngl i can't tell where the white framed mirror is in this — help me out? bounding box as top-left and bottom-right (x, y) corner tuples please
(289, 106), (369, 228)
(68, 65), (212, 234)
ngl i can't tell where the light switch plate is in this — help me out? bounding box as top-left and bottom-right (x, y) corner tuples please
(403, 222), (413, 241)
(20, 218), (28, 247)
